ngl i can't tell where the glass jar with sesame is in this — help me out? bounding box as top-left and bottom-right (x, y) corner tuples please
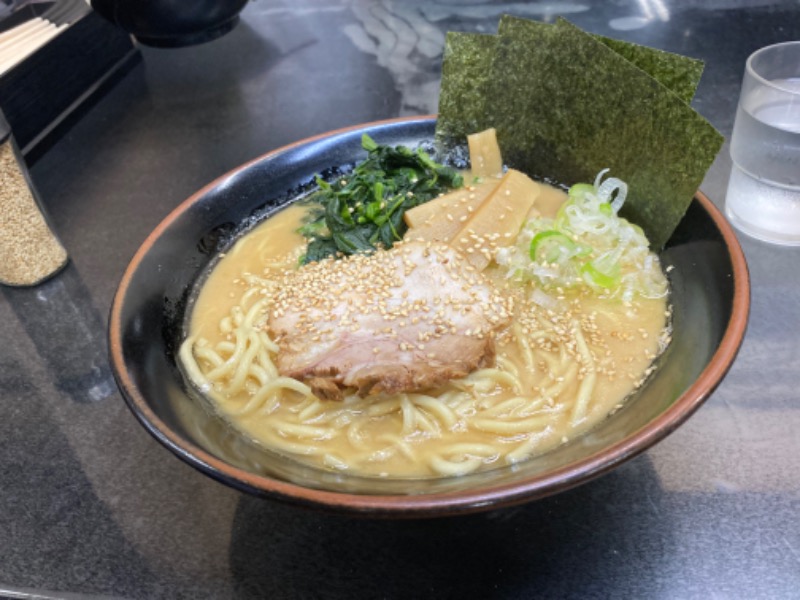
(0, 110), (68, 286)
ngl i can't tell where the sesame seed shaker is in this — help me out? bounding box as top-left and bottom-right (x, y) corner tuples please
(0, 109), (68, 286)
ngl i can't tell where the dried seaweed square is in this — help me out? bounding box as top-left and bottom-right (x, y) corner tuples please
(436, 32), (497, 151)
(596, 35), (704, 105)
(484, 16), (722, 248)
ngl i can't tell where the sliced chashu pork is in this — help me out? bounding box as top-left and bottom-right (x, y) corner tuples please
(267, 241), (512, 400)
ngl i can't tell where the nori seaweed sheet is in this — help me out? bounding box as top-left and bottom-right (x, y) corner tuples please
(435, 32), (496, 151)
(436, 21), (704, 150)
(597, 35), (704, 105)
(435, 16), (723, 249)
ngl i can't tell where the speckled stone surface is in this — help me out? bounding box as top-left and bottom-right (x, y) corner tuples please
(1, 1), (799, 598)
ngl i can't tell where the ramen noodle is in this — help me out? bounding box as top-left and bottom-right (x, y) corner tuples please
(180, 175), (671, 478)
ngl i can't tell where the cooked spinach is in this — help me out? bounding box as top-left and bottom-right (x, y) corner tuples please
(299, 134), (463, 263)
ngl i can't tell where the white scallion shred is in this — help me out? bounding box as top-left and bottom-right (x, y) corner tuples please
(495, 170), (669, 301)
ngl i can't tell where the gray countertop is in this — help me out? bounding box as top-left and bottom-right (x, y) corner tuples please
(2, 1), (800, 598)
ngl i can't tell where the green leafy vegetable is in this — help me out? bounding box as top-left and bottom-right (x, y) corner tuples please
(299, 134), (463, 263)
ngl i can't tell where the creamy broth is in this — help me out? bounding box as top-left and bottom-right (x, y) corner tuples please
(181, 182), (669, 478)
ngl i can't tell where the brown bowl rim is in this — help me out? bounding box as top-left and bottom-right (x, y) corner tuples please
(109, 115), (750, 517)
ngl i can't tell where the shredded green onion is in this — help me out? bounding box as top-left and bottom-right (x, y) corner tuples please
(496, 170), (668, 302)
(529, 230), (589, 264)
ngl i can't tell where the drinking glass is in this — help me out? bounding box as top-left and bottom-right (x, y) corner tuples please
(725, 41), (800, 245)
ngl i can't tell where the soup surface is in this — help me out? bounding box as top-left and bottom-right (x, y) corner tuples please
(180, 181), (670, 478)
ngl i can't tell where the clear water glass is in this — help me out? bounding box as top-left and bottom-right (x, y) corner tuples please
(725, 41), (800, 245)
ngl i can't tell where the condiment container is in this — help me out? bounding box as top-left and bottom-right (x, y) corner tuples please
(0, 109), (68, 286)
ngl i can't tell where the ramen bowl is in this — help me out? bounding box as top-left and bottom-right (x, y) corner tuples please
(108, 116), (749, 517)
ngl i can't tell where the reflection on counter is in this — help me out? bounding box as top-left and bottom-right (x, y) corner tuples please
(2, 264), (115, 403)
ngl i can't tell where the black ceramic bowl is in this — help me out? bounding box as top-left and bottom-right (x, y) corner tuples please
(91, 0), (248, 47)
(109, 116), (749, 517)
